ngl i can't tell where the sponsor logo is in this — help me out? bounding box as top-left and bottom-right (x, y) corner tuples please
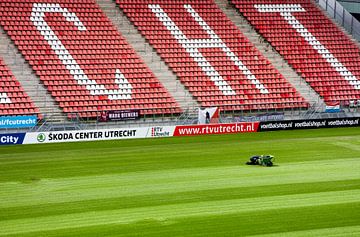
(22, 128), (147, 145)
(259, 118), (360, 131)
(174, 123), (259, 136)
(260, 122), (293, 130)
(45, 130), (137, 142)
(328, 119), (359, 126)
(99, 110), (140, 122)
(151, 127), (170, 137)
(0, 133), (26, 145)
(108, 110), (139, 121)
(37, 133), (46, 143)
(294, 120), (327, 128)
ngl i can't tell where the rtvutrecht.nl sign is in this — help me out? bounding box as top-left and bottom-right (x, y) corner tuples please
(0, 116), (37, 129)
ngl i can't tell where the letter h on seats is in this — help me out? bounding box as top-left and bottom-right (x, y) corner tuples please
(149, 4), (269, 95)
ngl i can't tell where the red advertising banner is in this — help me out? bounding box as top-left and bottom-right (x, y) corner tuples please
(173, 122), (259, 136)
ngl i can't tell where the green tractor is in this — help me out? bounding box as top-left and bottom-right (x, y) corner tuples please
(246, 155), (274, 167)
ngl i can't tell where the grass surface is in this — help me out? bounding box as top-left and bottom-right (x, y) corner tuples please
(0, 127), (359, 236)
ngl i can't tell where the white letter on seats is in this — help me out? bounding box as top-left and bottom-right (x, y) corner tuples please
(149, 4), (269, 95)
(31, 3), (132, 99)
(0, 92), (11, 104)
(255, 4), (360, 89)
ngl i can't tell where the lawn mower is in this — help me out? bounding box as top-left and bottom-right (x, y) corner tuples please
(246, 155), (274, 167)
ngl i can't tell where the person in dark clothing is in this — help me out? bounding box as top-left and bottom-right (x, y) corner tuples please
(246, 155), (261, 165)
(205, 111), (210, 124)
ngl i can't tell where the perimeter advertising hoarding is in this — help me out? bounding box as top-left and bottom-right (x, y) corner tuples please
(24, 127), (149, 144)
(259, 118), (360, 131)
(1, 118), (357, 145)
(0, 122), (259, 145)
(0, 115), (37, 129)
(0, 133), (26, 145)
(173, 122), (259, 136)
(21, 123), (258, 144)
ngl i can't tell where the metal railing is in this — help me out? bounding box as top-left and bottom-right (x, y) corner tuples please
(1, 105), (360, 133)
(315, 0), (360, 41)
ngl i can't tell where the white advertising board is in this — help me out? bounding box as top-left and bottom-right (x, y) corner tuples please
(23, 127), (149, 144)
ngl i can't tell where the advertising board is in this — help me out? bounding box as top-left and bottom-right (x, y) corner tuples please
(0, 116), (37, 129)
(0, 133), (26, 145)
(173, 122), (259, 136)
(23, 127), (149, 144)
(259, 118), (360, 131)
(0, 122), (260, 145)
(1, 118), (358, 145)
(98, 110), (140, 122)
(148, 126), (175, 138)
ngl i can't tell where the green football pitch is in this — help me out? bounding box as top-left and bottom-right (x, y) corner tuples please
(0, 127), (360, 236)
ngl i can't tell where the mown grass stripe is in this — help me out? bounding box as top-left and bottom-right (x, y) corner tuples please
(1, 179), (359, 222)
(0, 189), (359, 236)
(1, 158), (359, 208)
(252, 225), (360, 237)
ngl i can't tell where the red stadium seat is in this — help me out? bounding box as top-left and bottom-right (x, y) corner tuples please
(116, 0), (308, 111)
(231, 0), (360, 103)
(0, 0), (181, 118)
(0, 58), (39, 116)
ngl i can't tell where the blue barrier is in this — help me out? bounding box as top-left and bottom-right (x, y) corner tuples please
(0, 133), (26, 145)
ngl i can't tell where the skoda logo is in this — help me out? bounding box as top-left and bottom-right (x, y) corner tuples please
(37, 133), (46, 143)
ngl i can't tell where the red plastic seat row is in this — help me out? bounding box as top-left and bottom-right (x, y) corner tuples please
(0, 58), (40, 116)
(117, 0), (308, 111)
(0, 0), (181, 118)
(231, 0), (360, 103)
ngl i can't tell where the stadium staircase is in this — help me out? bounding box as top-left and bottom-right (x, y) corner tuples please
(0, 27), (65, 122)
(215, 0), (324, 108)
(96, 0), (200, 112)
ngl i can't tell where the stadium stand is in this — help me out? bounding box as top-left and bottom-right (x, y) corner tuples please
(0, 58), (39, 116)
(116, 0), (309, 111)
(231, 0), (360, 104)
(0, 0), (181, 118)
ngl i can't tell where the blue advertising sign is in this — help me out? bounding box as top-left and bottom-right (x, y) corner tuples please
(0, 116), (37, 129)
(0, 133), (26, 145)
